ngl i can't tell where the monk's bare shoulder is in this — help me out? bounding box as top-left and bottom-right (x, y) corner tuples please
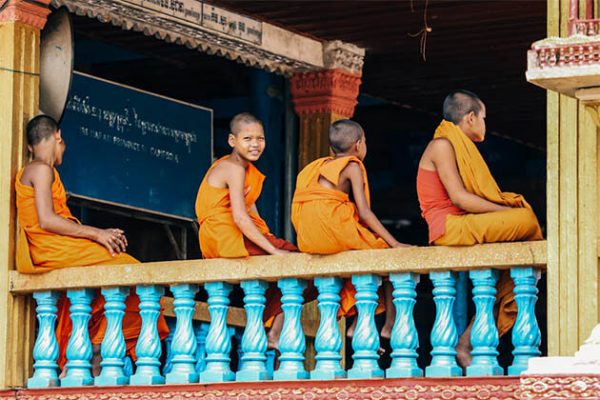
(339, 161), (364, 193)
(344, 160), (363, 174)
(20, 162), (54, 187)
(207, 158), (245, 188)
(421, 138), (455, 168)
(428, 137), (453, 152)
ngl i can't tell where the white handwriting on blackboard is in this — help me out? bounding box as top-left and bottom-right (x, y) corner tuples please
(67, 95), (198, 163)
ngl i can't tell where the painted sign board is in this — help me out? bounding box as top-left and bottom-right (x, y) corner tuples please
(59, 71), (213, 220)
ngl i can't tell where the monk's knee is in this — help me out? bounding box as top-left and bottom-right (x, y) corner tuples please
(510, 208), (540, 238)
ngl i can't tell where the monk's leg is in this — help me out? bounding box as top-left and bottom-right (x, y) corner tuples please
(381, 280), (395, 340)
(435, 208), (542, 247)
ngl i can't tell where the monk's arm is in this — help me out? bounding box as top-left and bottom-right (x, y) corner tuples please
(29, 164), (127, 255)
(227, 164), (288, 255)
(346, 163), (408, 248)
(432, 139), (511, 213)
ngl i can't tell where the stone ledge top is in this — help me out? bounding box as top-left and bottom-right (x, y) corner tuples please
(9, 240), (547, 294)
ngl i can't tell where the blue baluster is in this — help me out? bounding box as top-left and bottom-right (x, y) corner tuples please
(265, 349), (276, 378)
(273, 278), (308, 380)
(195, 322), (210, 374)
(123, 356), (133, 378)
(386, 273), (422, 378)
(237, 280), (269, 381)
(467, 269), (502, 376)
(95, 287), (130, 386)
(131, 285), (165, 385)
(508, 267), (541, 375)
(28, 291), (60, 388)
(426, 271), (461, 377)
(166, 284), (199, 384)
(311, 277), (345, 380)
(61, 289), (95, 387)
(200, 282), (234, 383)
(348, 274), (384, 379)
(162, 318), (176, 375)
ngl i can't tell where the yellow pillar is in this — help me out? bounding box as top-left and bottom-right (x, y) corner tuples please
(0, 0), (50, 388)
(546, 0), (600, 356)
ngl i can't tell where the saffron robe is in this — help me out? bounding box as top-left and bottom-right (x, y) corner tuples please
(195, 156), (291, 326)
(428, 120), (543, 336)
(15, 167), (169, 368)
(292, 156), (387, 317)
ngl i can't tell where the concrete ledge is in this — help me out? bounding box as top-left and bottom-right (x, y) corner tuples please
(9, 241), (547, 294)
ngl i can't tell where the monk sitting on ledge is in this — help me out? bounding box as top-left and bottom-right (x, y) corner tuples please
(292, 119), (412, 346)
(195, 112), (298, 350)
(15, 115), (169, 375)
(416, 90), (543, 367)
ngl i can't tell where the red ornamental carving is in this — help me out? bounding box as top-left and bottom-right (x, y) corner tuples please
(530, 42), (600, 70)
(290, 69), (362, 117)
(0, 377), (524, 400)
(520, 375), (600, 399)
(0, 0), (52, 29)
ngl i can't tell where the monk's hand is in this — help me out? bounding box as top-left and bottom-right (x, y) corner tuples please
(271, 248), (291, 256)
(96, 228), (127, 256)
(392, 241), (414, 248)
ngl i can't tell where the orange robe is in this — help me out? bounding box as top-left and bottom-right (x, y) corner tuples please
(292, 156), (387, 317)
(195, 156), (293, 326)
(15, 167), (169, 368)
(420, 120), (543, 337)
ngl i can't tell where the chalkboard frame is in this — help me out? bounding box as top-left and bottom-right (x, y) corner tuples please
(60, 71), (214, 222)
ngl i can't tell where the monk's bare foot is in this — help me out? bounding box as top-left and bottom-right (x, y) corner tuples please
(91, 344), (102, 377)
(58, 367), (66, 379)
(456, 346), (472, 369)
(267, 313), (283, 351)
(346, 316), (357, 338)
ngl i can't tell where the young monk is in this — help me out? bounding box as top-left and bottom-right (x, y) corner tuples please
(195, 112), (296, 349)
(416, 90), (543, 367)
(15, 115), (169, 375)
(291, 119), (411, 341)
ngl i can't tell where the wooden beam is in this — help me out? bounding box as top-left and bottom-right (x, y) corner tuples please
(9, 241), (547, 294)
(161, 297), (319, 338)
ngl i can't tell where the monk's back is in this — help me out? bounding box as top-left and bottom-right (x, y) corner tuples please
(292, 156), (388, 254)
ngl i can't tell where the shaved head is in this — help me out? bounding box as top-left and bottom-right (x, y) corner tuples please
(230, 112), (263, 135)
(442, 90), (483, 124)
(26, 115), (59, 146)
(329, 119), (364, 154)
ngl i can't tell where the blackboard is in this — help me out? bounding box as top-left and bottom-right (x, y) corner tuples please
(59, 72), (213, 220)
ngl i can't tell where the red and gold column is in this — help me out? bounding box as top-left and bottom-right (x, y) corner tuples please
(290, 41), (365, 169)
(290, 69), (362, 168)
(0, 0), (51, 388)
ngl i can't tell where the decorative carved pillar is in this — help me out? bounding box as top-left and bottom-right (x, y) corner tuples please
(0, 0), (51, 389)
(527, 0), (600, 356)
(290, 41), (365, 169)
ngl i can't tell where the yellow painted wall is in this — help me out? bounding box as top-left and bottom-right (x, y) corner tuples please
(546, 0), (600, 356)
(0, 20), (39, 388)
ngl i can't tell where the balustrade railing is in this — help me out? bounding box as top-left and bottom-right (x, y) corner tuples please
(10, 241), (547, 388)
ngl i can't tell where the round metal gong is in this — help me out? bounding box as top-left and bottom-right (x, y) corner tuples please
(40, 7), (74, 123)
